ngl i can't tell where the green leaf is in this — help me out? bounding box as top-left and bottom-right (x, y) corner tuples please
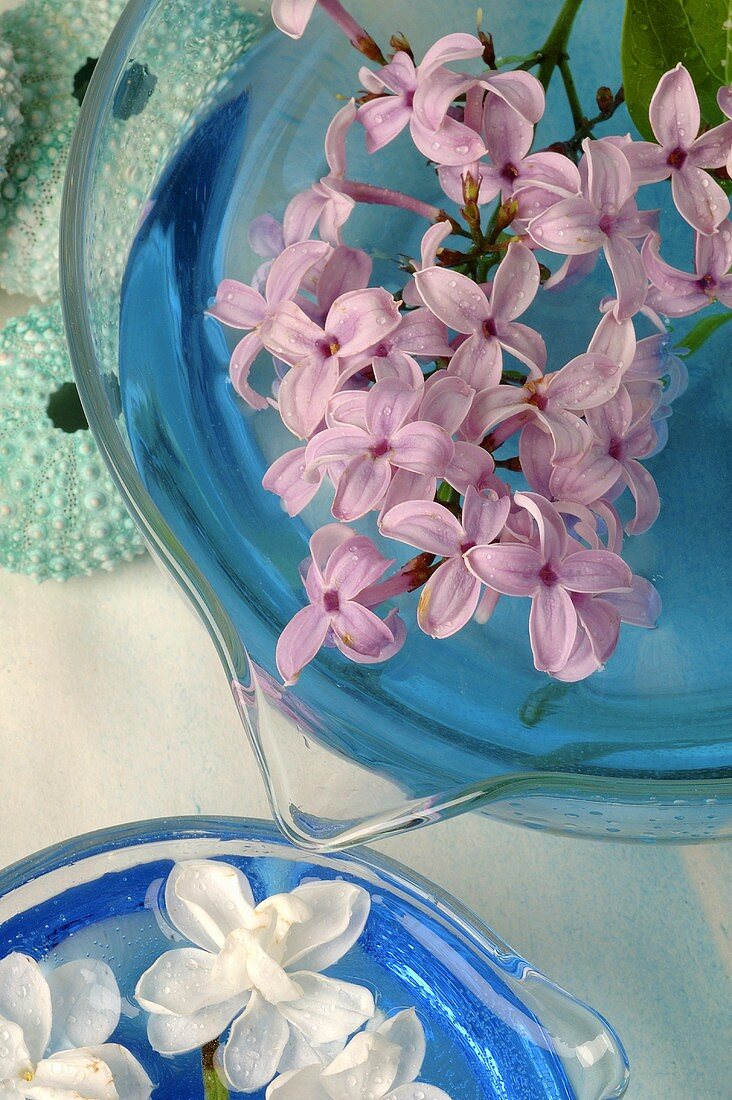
(622, 0), (731, 139)
(676, 310), (732, 355)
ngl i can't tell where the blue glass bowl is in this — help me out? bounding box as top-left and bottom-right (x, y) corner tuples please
(0, 817), (629, 1099)
(59, 0), (732, 846)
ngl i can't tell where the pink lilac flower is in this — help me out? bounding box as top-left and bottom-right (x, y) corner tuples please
(466, 492), (632, 673)
(585, 386), (661, 534)
(304, 379), (455, 520)
(276, 524), (404, 683)
(624, 64), (732, 235)
(208, 240), (330, 409)
(380, 487), (510, 637)
(528, 138), (656, 319)
(438, 91), (579, 213)
(642, 223), (732, 315)
(414, 240), (545, 388)
(297, 244), (373, 326)
(718, 85), (732, 174)
(261, 287), (401, 438)
(283, 100), (358, 246)
(623, 332), (688, 415)
(357, 35), (488, 165)
(519, 422), (621, 507)
(262, 446), (325, 516)
(464, 351), (622, 462)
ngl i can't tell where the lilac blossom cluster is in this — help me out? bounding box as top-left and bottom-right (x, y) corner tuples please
(210, 3), (732, 685)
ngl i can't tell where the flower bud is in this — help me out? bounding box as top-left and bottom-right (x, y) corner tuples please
(478, 30), (495, 68)
(496, 198), (519, 231)
(390, 32), (414, 61)
(595, 85), (614, 115)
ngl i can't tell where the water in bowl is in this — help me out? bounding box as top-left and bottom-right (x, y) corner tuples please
(118, 0), (732, 837)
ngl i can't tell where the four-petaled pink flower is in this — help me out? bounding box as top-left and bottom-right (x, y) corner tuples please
(585, 388), (661, 534)
(414, 240), (545, 388)
(357, 35), (488, 166)
(283, 100), (357, 246)
(466, 493), (632, 672)
(304, 379), (455, 520)
(261, 288), (401, 438)
(276, 524), (405, 683)
(624, 64), (732, 235)
(642, 223), (732, 316)
(529, 139), (656, 319)
(381, 487), (510, 638)
(464, 352), (622, 462)
(208, 240), (330, 408)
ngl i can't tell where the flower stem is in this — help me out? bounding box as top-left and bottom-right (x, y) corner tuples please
(335, 178), (445, 222)
(557, 55), (585, 132)
(318, 0), (386, 64)
(535, 0), (585, 90)
(202, 1040), (229, 1100)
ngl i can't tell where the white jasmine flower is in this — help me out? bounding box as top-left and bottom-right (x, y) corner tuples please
(0, 952), (152, 1098)
(136, 860), (374, 1094)
(266, 1008), (452, 1099)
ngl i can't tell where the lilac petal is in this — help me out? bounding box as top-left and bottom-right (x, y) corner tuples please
(358, 95), (412, 153)
(550, 620), (602, 681)
(395, 307), (453, 358)
(584, 138), (633, 215)
(548, 352), (622, 411)
(463, 486), (511, 545)
(529, 196), (604, 254)
(327, 390), (369, 429)
(604, 574), (661, 627)
(445, 441), (496, 494)
(474, 585), (501, 624)
(48, 959), (121, 1049)
(466, 542), (541, 595)
(324, 536), (392, 599)
(585, 386), (633, 442)
(462, 385), (525, 441)
(389, 421), (455, 474)
(326, 288), (401, 357)
(376, 52), (418, 96)
(276, 605), (330, 684)
(389, 1087), (452, 1100)
(559, 549), (632, 593)
(588, 310), (637, 371)
(550, 447), (621, 506)
(544, 251), (598, 291)
(717, 277), (732, 307)
(267, 241), (332, 308)
(448, 332), (503, 389)
(249, 213), (285, 259)
(317, 183), (356, 245)
(309, 524), (355, 578)
(222, 992), (289, 1093)
(377, 1009), (427, 1091)
(519, 421), (554, 496)
(366, 379), (421, 438)
(380, 499), (464, 557)
(316, 247), (371, 315)
(697, 220), (732, 280)
(689, 119), (732, 169)
(484, 70), (545, 123)
(332, 453), (392, 520)
(136, 949), (229, 1016)
(283, 187), (327, 246)
(278, 356), (339, 439)
(418, 555), (482, 638)
(332, 601), (396, 657)
(420, 374), (473, 433)
(325, 98), (357, 176)
(649, 64), (699, 149)
(414, 67), (476, 132)
(379, 468), (436, 517)
(305, 426), (369, 470)
(603, 234), (648, 320)
(410, 112), (487, 166)
(413, 268), (488, 333)
(529, 584), (578, 672)
(490, 240), (541, 320)
(261, 301), (324, 365)
(263, 448), (322, 516)
(265, 1065), (328, 1098)
(521, 151), (582, 193)
(282, 881), (370, 973)
(576, 596), (621, 662)
(671, 164), (729, 235)
(482, 95), (534, 166)
(419, 32), (484, 77)
(229, 332), (269, 410)
(515, 491), (569, 562)
(623, 458), (660, 534)
(641, 235), (706, 315)
(209, 280), (266, 329)
(373, 351), (425, 389)
(0, 955), (52, 1063)
(271, 0), (317, 38)
(495, 321), (547, 372)
(537, 407), (594, 463)
(623, 141), (670, 184)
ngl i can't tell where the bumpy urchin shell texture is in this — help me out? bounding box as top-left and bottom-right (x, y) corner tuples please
(0, 0), (126, 300)
(0, 35), (23, 181)
(0, 303), (146, 580)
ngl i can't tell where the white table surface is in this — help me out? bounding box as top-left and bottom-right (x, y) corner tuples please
(0, 211), (730, 1100)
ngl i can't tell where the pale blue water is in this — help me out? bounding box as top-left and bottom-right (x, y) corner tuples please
(118, 0), (732, 829)
(0, 824), (581, 1098)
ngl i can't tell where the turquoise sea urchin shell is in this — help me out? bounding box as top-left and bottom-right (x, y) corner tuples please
(0, 304), (145, 580)
(0, 0), (125, 300)
(0, 35), (23, 182)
